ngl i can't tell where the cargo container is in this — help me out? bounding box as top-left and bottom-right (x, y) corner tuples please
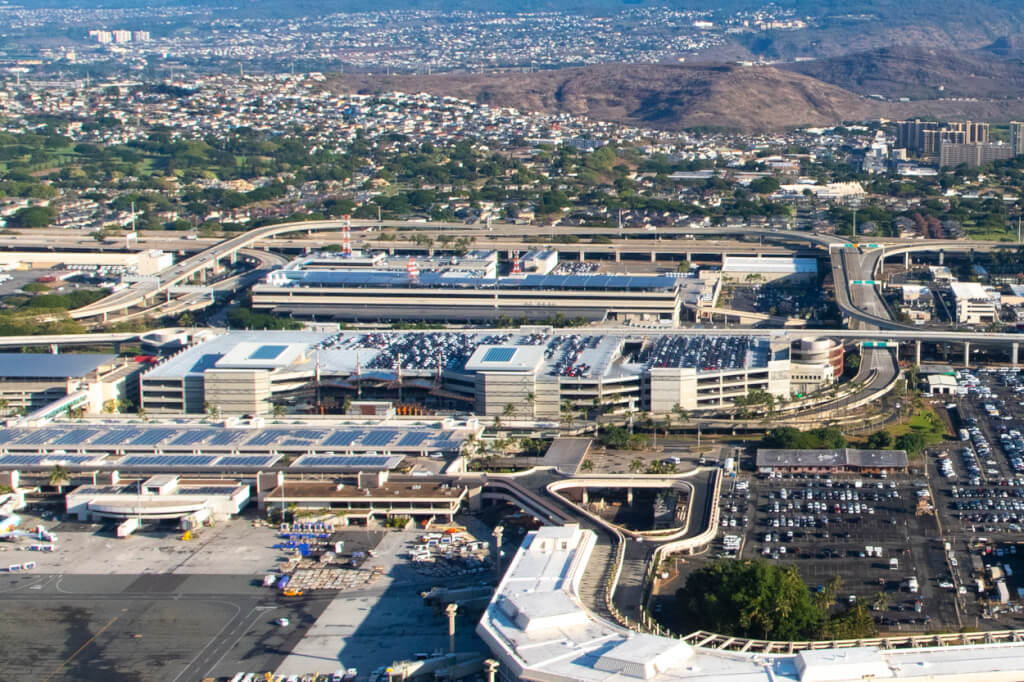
(116, 517), (139, 538)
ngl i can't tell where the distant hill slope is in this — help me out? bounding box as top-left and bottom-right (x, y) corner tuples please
(781, 46), (1024, 100)
(327, 63), (877, 132)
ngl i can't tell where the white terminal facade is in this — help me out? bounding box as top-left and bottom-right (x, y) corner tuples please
(137, 329), (833, 418)
(478, 524), (1024, 682)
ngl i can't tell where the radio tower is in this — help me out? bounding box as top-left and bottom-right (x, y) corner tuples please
(511, 251), (522, 274)
(342, 214), (352, 257)
(406, 257), (420, 281)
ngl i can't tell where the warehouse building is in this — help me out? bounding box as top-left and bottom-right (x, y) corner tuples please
(756, 448), (909, 475)
(721, 255), (818, 284)
(950, 281), (998, 325)
(139, 329), (792, 418)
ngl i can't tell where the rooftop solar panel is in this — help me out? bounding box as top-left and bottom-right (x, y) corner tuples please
(131, 429), (178, 446)
(54, 429), (99, 446)
(121, 454), (217, 467)
(171, 430), (212, 447)
(290, 430), (327, 440)
(0, 430), (19, 445)
(249, 345), (288, 360)
(245, 431), (284, 447)
(293, 455), (400, 468)
(93, 429), (140, 446)
(362, 430), (397, 447)
(209, 431), (245, 446)
(398, 431), (430, 447)
(322, 430), (362, 447)
(15, 428), (66, 445)
(215, 455), (281, 467)
(482, 347), (516, 363)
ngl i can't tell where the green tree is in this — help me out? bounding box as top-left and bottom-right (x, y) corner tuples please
(866, 431), (893, 449)
(675, 559), (824, 640)
(629, 458), (645, 474)
(49, 464), (70, 494)
(895, 431), (927, 457)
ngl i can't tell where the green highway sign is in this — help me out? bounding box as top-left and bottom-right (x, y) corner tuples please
(851, 280), (877, 285)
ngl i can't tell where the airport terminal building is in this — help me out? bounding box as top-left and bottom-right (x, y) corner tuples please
(139, 329), (796, 417)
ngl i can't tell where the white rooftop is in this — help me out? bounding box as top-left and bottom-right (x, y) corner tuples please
(950, 281), (991, 301)
(478, 524), (1024, 681)
(722, 256), (818, 274)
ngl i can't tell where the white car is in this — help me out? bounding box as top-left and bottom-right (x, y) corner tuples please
(277, 617), (290, 627)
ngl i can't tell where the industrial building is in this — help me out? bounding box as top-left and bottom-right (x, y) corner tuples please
(138, 329), (797, 417)
(0, 249), (173, 276)
(950, 281), (998, 324)
(477, 523), (1024, 681)
(755, 448), (909, 475)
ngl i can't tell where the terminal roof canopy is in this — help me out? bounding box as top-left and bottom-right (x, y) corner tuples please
(0, 353), (117, 378)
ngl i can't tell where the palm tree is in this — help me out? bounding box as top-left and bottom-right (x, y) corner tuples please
(502, 403), (516, 420)
(872, 591), (889, 612)
(272, 403), (286, 418)
(629, 458), (645, 474)
(579, 459), (594, 472)
(525, 392), (535, 418)
(204, 401), (220, 419)
(49, 465), (70, 494)
(136, 407), (148, 422)
(560, 401), (576, 430)
(341, 395), (353, 414)
(0, 398), (9, 416)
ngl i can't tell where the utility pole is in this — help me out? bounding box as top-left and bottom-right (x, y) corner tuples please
(484, 659), (499, 682)
(493, 525), (504, 581)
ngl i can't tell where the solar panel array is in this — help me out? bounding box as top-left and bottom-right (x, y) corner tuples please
(483, 347), (516, 363)
(292, 454), (404, 470)
(0, 425), (466, 457)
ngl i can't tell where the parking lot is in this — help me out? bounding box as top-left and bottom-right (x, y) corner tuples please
(653, 471), (958, 634)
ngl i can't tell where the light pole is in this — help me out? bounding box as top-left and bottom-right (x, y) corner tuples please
(484, 659), (500, 682)
(493, 525), (504, 581)
(445, 602), (458, 654)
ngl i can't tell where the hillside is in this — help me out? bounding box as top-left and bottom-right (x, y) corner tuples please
(782, 46), (1024, 100)
(327, 63), (878, 132)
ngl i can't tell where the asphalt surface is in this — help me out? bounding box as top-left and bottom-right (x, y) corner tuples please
(0, 573), (336, 681)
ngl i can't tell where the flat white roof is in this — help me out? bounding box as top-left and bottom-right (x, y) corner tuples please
(950, 281), (990, 301)
(477, 524), (1024, 681)
(722, 256), (818, 274)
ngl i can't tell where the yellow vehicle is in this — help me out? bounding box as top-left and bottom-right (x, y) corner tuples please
(282, 588), (304, 597)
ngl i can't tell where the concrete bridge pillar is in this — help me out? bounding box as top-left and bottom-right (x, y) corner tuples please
(686, 252), (692, 262)
(650, 251), (657, 262)
(581, 489), (589, 505)
(579, 250), (585, 262)
(614, 251), (621, 263)
(626, 488), (634, 505)
(915, 340), (921, 366)
(938, 250), (944, 265)
(904, 252), (910, 268)
(964, 342), (971, 368)
(49, 344), (58, 354)
(428, 248), (434, 257)
(1014, 342), (1019, 367)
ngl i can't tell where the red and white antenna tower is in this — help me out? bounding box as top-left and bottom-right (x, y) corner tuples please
(342, 214), (352, 256)
(406, 257), (420, 281)
(511, 251), (522, 274)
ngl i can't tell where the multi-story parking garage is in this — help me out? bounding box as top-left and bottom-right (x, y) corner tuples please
(138, 329), (800, 417)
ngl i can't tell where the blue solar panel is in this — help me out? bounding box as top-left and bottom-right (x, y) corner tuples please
(0, 453), (96, 465)
(249, 345), (288, 360)
(291, 430), (327, 440)
(209, 431), (245, 446)
(131, 429), (178, 446)
(93, 429), (140, 446)
(122, 455), (217, 467)
(54, 429), (99, 445)
(398, 431), (430, 447)
(0, 454), (46, 465)
(171, 430), (212, 446)
(215, 455), (280, 467)
(483, 347), (516, 363)
(0, 430), (19, 444)
(16, 429), (66, 445)
(322, 430), (362, 447)
(294, 455), (395, 468)
(362, 430), (397, 447)
(245, 431), (284, 447)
